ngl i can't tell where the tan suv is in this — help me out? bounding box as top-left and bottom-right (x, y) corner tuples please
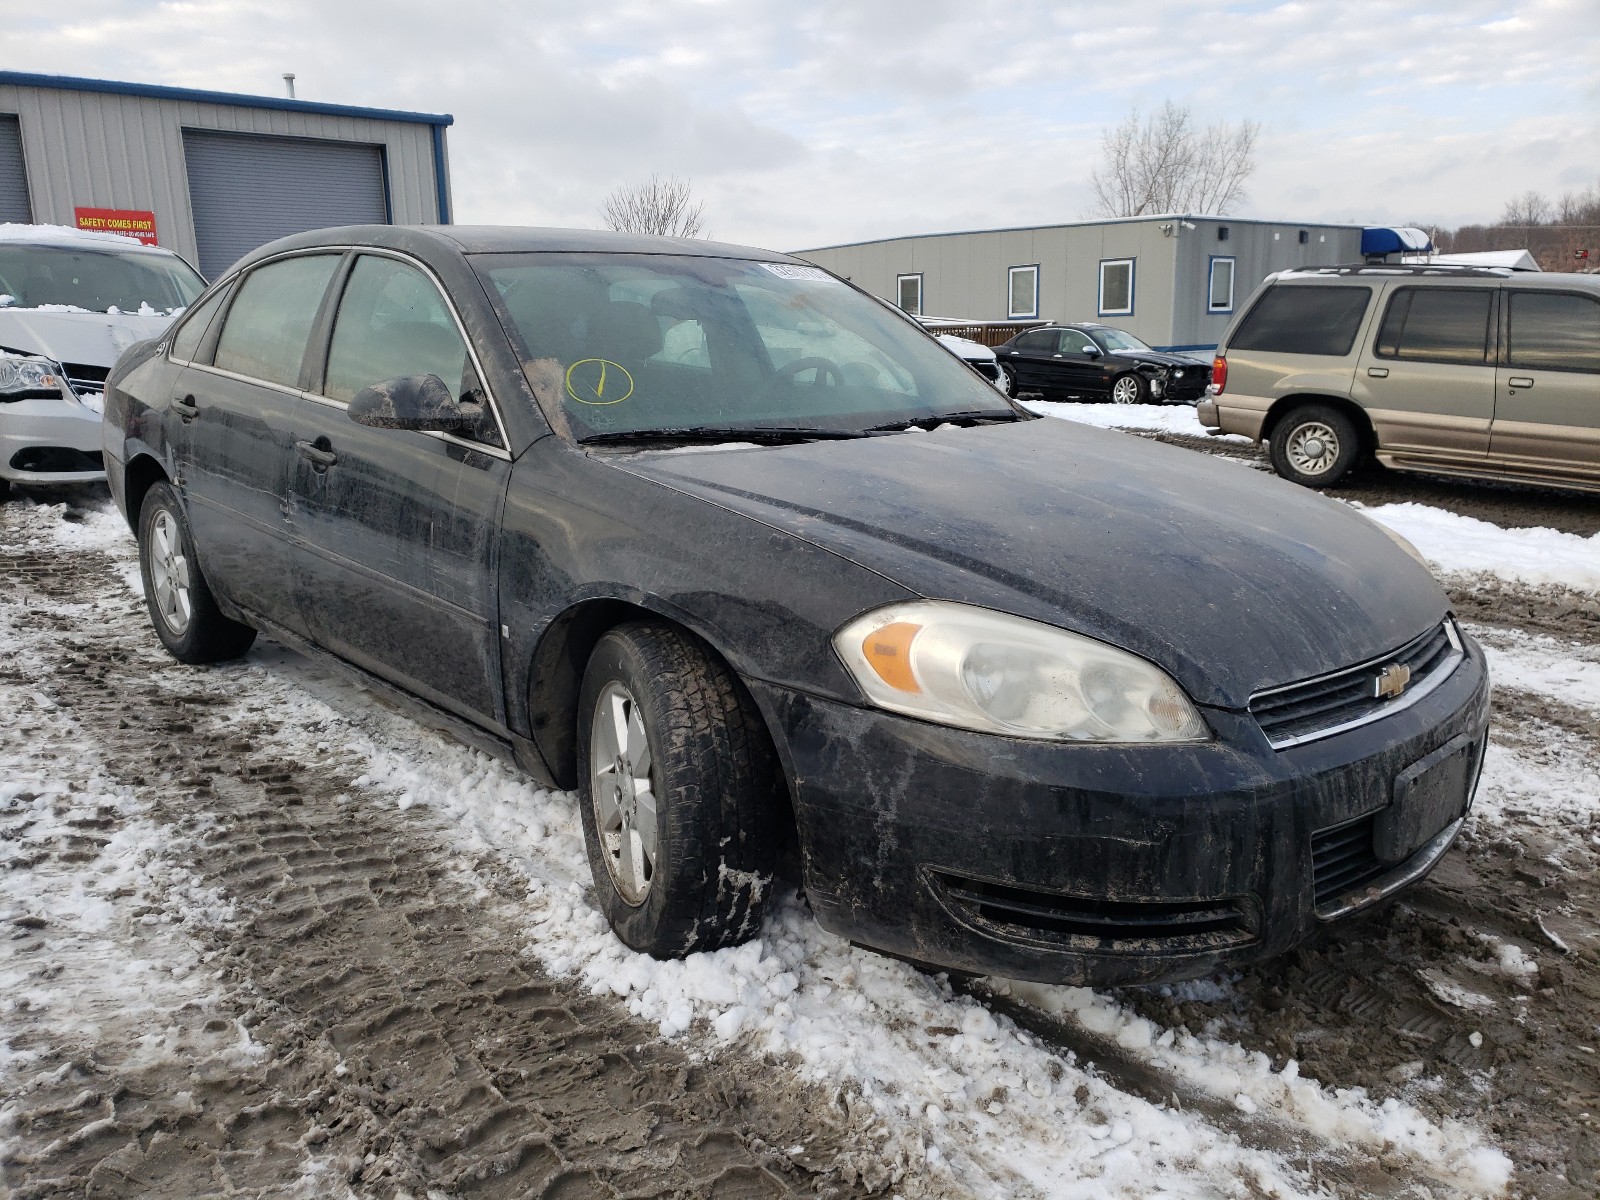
(1198, 266), (1600, 493)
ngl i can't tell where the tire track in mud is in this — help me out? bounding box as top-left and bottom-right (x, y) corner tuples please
(1, 526), (886, 1199)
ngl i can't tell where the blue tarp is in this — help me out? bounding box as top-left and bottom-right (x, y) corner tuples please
(1362, 227), (1435, 256)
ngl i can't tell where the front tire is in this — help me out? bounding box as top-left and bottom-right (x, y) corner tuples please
(1268, 404), (1363, 488)
(1109, 373), (1148, 405)
(577, 622), (781, 959)
(137, 481), (256, 663)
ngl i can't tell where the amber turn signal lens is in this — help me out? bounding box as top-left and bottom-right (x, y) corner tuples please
(862, 622), (923, 693)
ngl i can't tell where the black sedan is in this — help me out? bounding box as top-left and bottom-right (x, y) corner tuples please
(102, 226), (1487, 986)
(997, 322), (1210, 404)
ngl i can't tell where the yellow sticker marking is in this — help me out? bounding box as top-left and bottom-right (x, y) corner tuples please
(565, 358), (635, 406)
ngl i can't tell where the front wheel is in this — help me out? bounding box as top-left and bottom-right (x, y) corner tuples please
(1268, 404), (1363, 488)
(1109, 373), (1148, 405)
(137, 482), (256, 663)
(577, 622), (781, 959)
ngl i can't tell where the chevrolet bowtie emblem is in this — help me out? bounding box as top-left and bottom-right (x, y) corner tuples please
(1374, 663), (1411, 700)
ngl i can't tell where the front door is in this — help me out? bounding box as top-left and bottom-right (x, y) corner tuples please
(1055, 327), (1112, 397)
(175, 253), (342, 636)
(285, 252), (513, 724)
(1491, 288), (1600, 484)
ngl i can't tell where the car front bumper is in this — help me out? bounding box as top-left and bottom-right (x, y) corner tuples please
(750, 634), (1490, 986)
(0, 393), (106, 485)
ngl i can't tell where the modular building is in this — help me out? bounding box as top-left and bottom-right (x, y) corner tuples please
(797, 215), (1365, 352)
(0, 71), (453, 279)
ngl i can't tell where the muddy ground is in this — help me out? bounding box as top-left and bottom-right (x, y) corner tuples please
(3, 459), (1599, 1198)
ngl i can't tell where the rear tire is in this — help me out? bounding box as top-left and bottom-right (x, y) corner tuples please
(137, 481), (256, 663)
(1268, 404), (1363, 488)
(577, 621), (781, 959)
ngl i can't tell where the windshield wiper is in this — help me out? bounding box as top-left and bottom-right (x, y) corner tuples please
(861, 410), (1021, 434)
(579, 426), (872, 446)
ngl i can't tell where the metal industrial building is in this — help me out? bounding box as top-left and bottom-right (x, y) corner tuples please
(798, 215), (1365, 352)
(0, 72), (453, 279)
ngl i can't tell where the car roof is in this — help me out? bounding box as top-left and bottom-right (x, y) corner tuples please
(0, 224), (185, 258)
(1272, 265), (1600, 294)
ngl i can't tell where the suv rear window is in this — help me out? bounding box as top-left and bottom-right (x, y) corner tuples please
(1228, 285), (1372, 357)
(1375, 287), (1493, 365)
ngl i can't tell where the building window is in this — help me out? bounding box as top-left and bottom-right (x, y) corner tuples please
(896, 273), (923, 315)
(1007, 265), (1039, 319)
(1208, 256), (1236, 314)
(1098, 258), (1134, 317)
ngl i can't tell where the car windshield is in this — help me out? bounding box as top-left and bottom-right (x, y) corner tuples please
(474, 252), (1020, 440)
(0, 243), (205, 314)
(1094, 328), (1152, 353)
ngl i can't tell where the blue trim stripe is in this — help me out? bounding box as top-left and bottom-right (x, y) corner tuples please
(1157, 344), (1218, 353)
(431, 125), (451, 224)
(0, 71), (453, 128)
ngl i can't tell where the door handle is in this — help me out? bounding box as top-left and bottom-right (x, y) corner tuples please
(295, 439), (337, 470)
(1366, 367), (1388, 378)
(172, 394), (198, 418)
(1507, 377), (1534, 389)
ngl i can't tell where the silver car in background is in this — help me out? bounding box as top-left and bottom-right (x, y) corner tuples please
(0, 225), (204, 499)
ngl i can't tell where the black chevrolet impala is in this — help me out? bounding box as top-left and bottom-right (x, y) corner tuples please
(102, 227), (1489, 985)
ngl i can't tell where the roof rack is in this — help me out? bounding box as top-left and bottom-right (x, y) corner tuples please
(1280, 263), (1515, 279)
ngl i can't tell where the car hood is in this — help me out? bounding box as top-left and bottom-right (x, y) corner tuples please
(0, 309), (174, 367)
(1110, 348), (1209, 370)
(609, 419), (1447, 709)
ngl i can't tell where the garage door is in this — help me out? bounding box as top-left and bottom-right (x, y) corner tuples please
(0, 115), (31, 224)
(183, 130), (388, 279)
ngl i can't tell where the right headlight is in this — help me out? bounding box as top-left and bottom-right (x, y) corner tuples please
(0, 351), (64, 401)
(834, 600), (1209, 743)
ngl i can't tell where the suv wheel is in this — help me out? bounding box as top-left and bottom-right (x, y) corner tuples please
(1269, 405), (1363, 488)
(137, 482), (257, 663)
(1109, 373), (1148, 405)
(577, 621), (780, 959)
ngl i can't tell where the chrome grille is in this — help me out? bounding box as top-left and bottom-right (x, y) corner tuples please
(1250, 620), (1463, 750)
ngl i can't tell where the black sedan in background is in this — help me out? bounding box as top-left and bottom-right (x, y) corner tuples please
(997, 322), (1210, 404)
(103, 227), (1485, 986)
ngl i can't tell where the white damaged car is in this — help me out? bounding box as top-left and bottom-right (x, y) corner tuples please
(0, 224), (203, 499)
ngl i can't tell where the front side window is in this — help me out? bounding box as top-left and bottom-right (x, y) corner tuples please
(1228, 285), (1373, 357)
(897, 273), (923, 315)
(323, 255), (476, 404)
(1507, 291), (1600, 373)
(212, 254), (340, 388)
(1008, 265), (1038, 319)
(476, 253), (1016, 440)
(1208, 257), (1236, 313)
(1099, 259), (1134, 316)
(1093, 328), (1152, 353)
(1059, 329), (1097, 354)
(1375, 287), (1492, 365)
(0, 242), (204, 313)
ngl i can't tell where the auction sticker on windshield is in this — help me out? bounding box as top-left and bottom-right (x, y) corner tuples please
(758, 263), (837, 283)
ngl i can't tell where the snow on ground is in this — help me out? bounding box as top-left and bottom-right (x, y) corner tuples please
(1475, 628), (1600, 716)
(1352, 502), (1600, 594)
(1020, 399), (1251, 443)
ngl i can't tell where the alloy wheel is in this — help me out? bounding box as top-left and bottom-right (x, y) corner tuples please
(1111, 375), (1141, 404)
(149, 510), (193, 635)
(589, 681), (658, 905)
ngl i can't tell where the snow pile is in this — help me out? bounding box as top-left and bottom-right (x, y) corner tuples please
(0, 221), (143, 247)
(936, 333), (996, 361)
(1022, 399), (1252, 443)
(1476, 630), (1600, 715)
(1355, 503), (1600, 593)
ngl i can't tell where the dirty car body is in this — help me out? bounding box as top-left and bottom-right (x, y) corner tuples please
(103, 226), (1488, 986)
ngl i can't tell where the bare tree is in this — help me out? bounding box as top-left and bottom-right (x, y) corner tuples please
(1499, 190), (1552, 228)
(600, 174), (707, 238)
(1088, 102), (1260, 217)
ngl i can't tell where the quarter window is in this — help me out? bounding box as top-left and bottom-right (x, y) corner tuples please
(324, 255), (476, 404)
(1008, 265), (1039, 319)
(213, 254), (340, 388)
(1375, 287), (1492, 365)
(1507, 291), (1600, 373)
(168, 284), (231, 363)
(1099, 259), (1134, 317)
(896, 273), (923, 316)
(1228, 285), (1373, 357)
(1208, 257), (1236, 313)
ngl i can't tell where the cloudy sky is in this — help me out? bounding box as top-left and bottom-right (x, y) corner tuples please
(9, 0), (1599, 249)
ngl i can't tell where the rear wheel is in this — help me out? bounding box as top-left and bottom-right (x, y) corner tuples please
(1268, 404), (1363, 488)
(137, 482), (256, 663)
(577, 621), (781, 958)
(1109, 373), (1148, 405)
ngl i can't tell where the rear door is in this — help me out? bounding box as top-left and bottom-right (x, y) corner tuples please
(1492, 288), (1600, 484)
(285, 251), (513, 724)
(176, 252), (342, 636)
(997, 328), (1060, 394)
(1351, 284), (1497, 459)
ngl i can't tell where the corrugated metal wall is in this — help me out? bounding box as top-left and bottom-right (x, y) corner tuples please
(0, 114), (31, 223)
(183, 130), (388, 278)
(0, 82), (444, 272)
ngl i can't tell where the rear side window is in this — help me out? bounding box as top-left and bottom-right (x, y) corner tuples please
(1507, 291), (1600, 373)
(1228, 284), (1372, 356)
(1375, 287), (1493, 365)
(213, 254), (340, 388)
(168, 283), (231, 363)
(1014, 329), (1057, 351)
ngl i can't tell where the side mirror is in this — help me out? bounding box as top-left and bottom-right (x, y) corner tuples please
(347, 374), (471, 432)
(1082, 344), (1102, 357)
